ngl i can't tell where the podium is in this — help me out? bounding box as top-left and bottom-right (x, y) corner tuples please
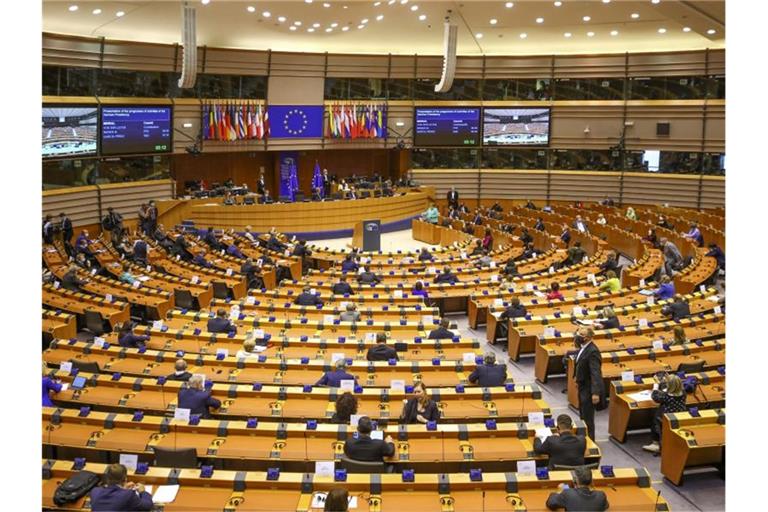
(352, 220), (381, 252)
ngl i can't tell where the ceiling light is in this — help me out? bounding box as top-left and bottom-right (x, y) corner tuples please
(401, 0), (409, 4)
(375, 1), (381, 5)
(682, 26), (691, 32)
(308, 28), (315, 32)
(519, 33), (527, 39)
(201, 0), (210, 4)
(490, 18), (498, 25)
(506, 2), (515, 7)
(411, 5), (419, 11)
(305, 0), (313, 3)
(343, 4), (348, 8)
(587, 31), (595, 37)
(536, 17), (544, 24)
(395, 121), (405, 127)
(182, 122), (193, 128)
(324, 2), (331, 7)
(583, 16), (591, 22)
(361, 18), (369, 23)
(342, 26), (349, 31)
(376, 14), (384, 20)
(610, 30), (619, 36)
(262, 11), (271, 17)
(658, 27), (667, 33)
(707, 28), (716, 34)
(358, 24), (365, 29)
(294, 21), (302, 25)
(388, 0), (396, 4)
(631, 13), (640, 19)
(116, 11), (125, 17)
(68, 5), (78, 11)
(419, 14), (426, 20)
(603, 0), (611, 3)
(247, 6), (255, 13)
(476, 33), (483, 38)
(325, 27), (333, 32)
(331, 22), (338, 27)
(278, 16), (287, 22)
(313, 22), (321, 27)
(564, 32), (572, 38)
(92, 8), (102, 15)
(289, 26), (297, 31)
(554, 1), (562, 6)
(652, 0), (660, 4)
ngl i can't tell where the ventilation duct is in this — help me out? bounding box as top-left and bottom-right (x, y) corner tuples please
(177, 2), (198, 89)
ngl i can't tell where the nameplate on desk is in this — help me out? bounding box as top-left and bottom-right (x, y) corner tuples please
(525, 283), (534, 291)
(393, 290), (403, 298)
(576, 291), (585, 299)
(340, 380), (355, 392)
(543, 327), (556, 337)
(93, 337), (106, 348)
(714, 306), (722, 315)
(639, 279), (645, 287)
(52, 280), (60, 289)
(349, 414), (362, 427)
(463, 353), (476, 364)
(588, 274), (597, 286)
(331, 353), (346, 364)
(105, 293), (113, 303)
(310, 288), (317, 295)
(548, 266), (554, 274)
(531, 253), (537, 258)
(253, 329), (265, 339)
(119, 453), (138, 471)
(225, 268), (233, 276)
(647, 297), (655, 306)
(572, 306), (585, 316)
(489, 261), (497, 268)
(390, 380), (405, 392)
(315, 461), (335, 478)
(527, 412), (545, 425)
(423, 315), (433, 325)
(191, 275), (200, 285)
(59, 362), (72, 373)
(132, 281), (141, 288)
(621, 371), (635, 382)
(364, 332), (376, 342)
(216, 348), (229, 358)
(311, 493), (358, 510)
(146, 265), (152, 272)
(700, 284), (707, 293)
(324, 315), (335, 324)
(518, 460), (536, 475)
(370, 430), (384, 441)
(652, 340), (664, 350)
(638, 318), (649, 328)
(152, 320), (164, 330)
(174, 408), (191, 421)
(256, 259), (264, 267)
(493, 299), (504, 307)
(245, 296), (256, 305)
(583, 256), (590, 264)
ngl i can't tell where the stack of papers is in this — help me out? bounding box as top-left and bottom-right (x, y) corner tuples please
(638, 289), (654, 296)
(627, 390), (653, 402)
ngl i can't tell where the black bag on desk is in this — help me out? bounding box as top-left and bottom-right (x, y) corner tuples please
(53, 470), (100, 506)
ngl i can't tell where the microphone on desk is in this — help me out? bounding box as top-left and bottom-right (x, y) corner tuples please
(654, 489), (662, 510)
(482, 490), (486, 512)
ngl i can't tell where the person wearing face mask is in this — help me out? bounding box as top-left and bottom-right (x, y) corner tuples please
(572, 327), (604, 441)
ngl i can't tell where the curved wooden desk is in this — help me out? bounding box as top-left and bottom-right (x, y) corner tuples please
(184, 190), (432, 234)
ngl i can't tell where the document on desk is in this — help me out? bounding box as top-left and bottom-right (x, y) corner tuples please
(533, 291), (546, 298)
(638, 289), (654, 296)
(138, 276), (150, 282)
(535, 428), (552, 441)
(152, 484), (180, 503)
(627, 390), (653, 402)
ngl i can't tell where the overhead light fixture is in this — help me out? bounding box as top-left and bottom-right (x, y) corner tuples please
(305, 0), (313, 3)
(506, 2), (515, 8)
(536, 17), (544, 24)
(294, 21), (303, 25)
(376, 14), (384, 20)
(358, 24), (365, 29)
(652, 0), (660, 4)
(476, 33), (483, 38)
(583, 16), (591, 22)
(411, 5), (419, 11)
(68, 5), (78, 11)
(395, 121), (405, 127)
(289, 26), (297, 31)
(262, 11), (271, 17)
(610, 30), (619, 36)
(707, 28), (716, 34)
(313, 22), (321, 27)
(361, 18), (369, 23)
(603, 0), (611, 3)
(658, 27), (667, 33)
(92, 8), (102, 15)
(201, 0), (210, 5)
(116, 10), (125, 17)
(519, 32), (527, 39)
(331, 22), (338, 27)
(342, 26), (349, 31)
(400, 0), (409, 4)
(631, 13), (640, 19)
(278, 16), (287, 22)
(375, 1), (381, 5)
(324, 2), (331, 7)
(419, 14), (426, 21)
(682, 26), (691, 32)
(490, 18), (497, 25)
(308, 27), (315, 32)
(325, 27), (333, 32)
(554, 1), (562, 6)
(587, 31), (595, 37)
(247, 6), (255, 13)
(182, 122), (193, 128)
(388, 0), (396, 4)
(564, 32), (572, 38)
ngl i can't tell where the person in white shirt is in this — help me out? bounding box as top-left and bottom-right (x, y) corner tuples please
(243, 225), (257, 244)
(596, 214), (607, 226)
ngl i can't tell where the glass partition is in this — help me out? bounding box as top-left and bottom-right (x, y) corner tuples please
(414, 78), (481, 100)
(550, 149), (614, 171)
(411, 148), (480, 169)
(42, 156), (170, 190)
(482, 79), (551, 100)
(553, 78), (625, 100)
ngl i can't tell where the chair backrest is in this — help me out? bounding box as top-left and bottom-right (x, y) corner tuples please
(153, 447), (198, 468)
(71, 359), (101, 374)
(244, 196), (255, 205)
(83, 310), (105, 335)
(212, 281), (230, 300)
(677, 360), (705, 373)
(339, 455), (385, 474)
(174, 289), (196, 310)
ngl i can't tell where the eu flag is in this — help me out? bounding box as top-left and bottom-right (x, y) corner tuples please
(268, 105), (324, 138)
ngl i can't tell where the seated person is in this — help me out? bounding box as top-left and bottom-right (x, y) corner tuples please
(468, 353), (507, 387)
(500, 297), (527, 320)
(236, 339), (262, 359)
(166, 359), (192, 382)
(599, 251), (621, 276)
(341, 255), (359, 273)
(295, 285), (324, 306)
(203, 227), (223, 251)
(266, 230), (287, 252)
(661, 294), (691, 321)
(433, 267), (458, 285)
(207, 308), (237, 334)
(89, 463), (153, 512)
(706, 243), (725, 271)
(560, 225), (572, 245)
(421, 203), (439, 224)
(331, 392), (358, 424)
(599, 270), (621, 292)
(533, 414), (586, 469)
(534, 218), (546, 231)
(357, 266), (381, 284)
(42, 362), (62, 407)
(399, 382), (440, 424)
(366, 333), (399, 362)
(594, 306), (620, 330)
(683, 223), (704, 247)
(117, 322), (150, 349)
(470, 240), (484, 256)
(192, 250), (212, 268)
(596, 214), (607, 226)
(520, 228), (533, 245)
(502, 258), (519, 277)
(343, 416), (395, 462)
(292, 240), (311, 258)
(241, 258), (264, 289)
(475, 249), (493, 268)
(545, 466), (608, 511)
(643, 374), (687, 454)
(572, 215), (589, 234)
(516, 243), (536, 261)
(653, 275), (675, 300)
(546, 282), (564, 301)
(428, 318), (454, 340)
(418, 248), (434, 262)
(340, 303), (361, 322)
(226, 240), (245, 259)
(643, 228), (659, 247)
(567, 242), (587, 266)
(177, 374), (221, 419)
(243, 225), (258, 244)
(411, 280), (429, 301)
(332, 275), (354, 295)
(132, 239), (148, 264)
(316, 359), (357, 387)
(61, 264), (88, 292)
(657, 215), (673, 230)
(671, 325), (688, 346)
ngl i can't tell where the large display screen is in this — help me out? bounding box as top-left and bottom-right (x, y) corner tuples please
(101, 106), (172, 155)
(42, 106), (98, 158)
(414, 107), (480, 146)
(482, 107), (551, 146)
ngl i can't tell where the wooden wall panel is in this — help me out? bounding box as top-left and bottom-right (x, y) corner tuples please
(326, 54), (390, 78)
(42, 33), (101, 68)
(101, 41), (177, 72)
(456, 57), (485, 79)
(412, 170), (480, 200)
(203, 48), (269, 75)
(480, 170), (549, 200)
(294, 150), (394, 195)
(268, 52), (326, 77)
(172, 152), (274, 194)
(390, 55), (417, 78)
(483, 56), (553, 79)
(42, 186), (100, 227)
(550, 104), (625, 149)
(627, 50), (709, 77)
(415, 56), (445, 79)
(621, 173), (700, 208)
(98, 181), (174, 220)
(549, 171), (622, 203)
(624, 102), (705, 151)
(700, 176), (725, 210)
(553, 54), (626, 78)
(703, 102), (725, 153)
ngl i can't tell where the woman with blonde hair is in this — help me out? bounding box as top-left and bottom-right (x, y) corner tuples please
(595, 306), (620, 330)
(672, 325), (688, 345)
(643, 374), (687, 453)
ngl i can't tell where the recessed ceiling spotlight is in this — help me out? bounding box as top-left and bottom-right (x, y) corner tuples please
(342, 26), (349, 31)
(375, 1), (381, 5)
(294, 20), (303, 26)
(116, 11), (125, 17)
(652, 0), (660, 4)
(490, 18), (497, 25)
(536, 17), (544, 24)
(289, 26), (297, 31)
(564, 32), (572, 38)
(658, 27), (667, 33)
(313, 22), (321, 27)
(400, 0), (409, 4)
(308, 28), (315, 32)
(554, 1), (562, 6)
(262, 11), (271, 17)
(331, 22), (338, 27)
(682, 26), (691, 32)
(92, 8), (102, 15)
(519, 32), (527, 39)
(587, 31), (595, 37)
(631, 13), (640, 19)
(583, 16), (591, 22)
(325, 27), (333, 32)
(419, 14), (426, 20)
(305, 0), (313, 3)
(603, 0), (611, 3)
(201, 0), (210, 4)
(376, 14), (384, 20)
(410, 5), (418, 11)
(476, 33), (483, 38)
(707, 28), (716, 34)
(68, 5), (78, 11)
(361, 18), (369, 23)
(278, 16), (287, 22)
(610, 30), (619, 36)
(358, 24), (365, 29)
(323, 2), (331, 7)
(506, 2), (515, 8)
(388, 0), (396, 4)
(247, 6), (255, 13)
(343, 4), (348, 8)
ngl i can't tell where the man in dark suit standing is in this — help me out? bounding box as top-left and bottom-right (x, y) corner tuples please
(533, 414), (586, 469)
(59, 212), (74, 243)
(446, 187), (459, 209)
(343, 416), (395, 462)
(467, 353), (507, 387)
(366, 333), (399, 362)
(89, 463), (154, 511)
(177, 374), (221, 419)
(207, 309), (237, 334)
(572, 327), (604, 441)
(545, 466), (608, 511)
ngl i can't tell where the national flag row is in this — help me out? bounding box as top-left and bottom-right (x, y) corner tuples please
(202, 103), (269, 141)
(327, 103), (387, 139)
